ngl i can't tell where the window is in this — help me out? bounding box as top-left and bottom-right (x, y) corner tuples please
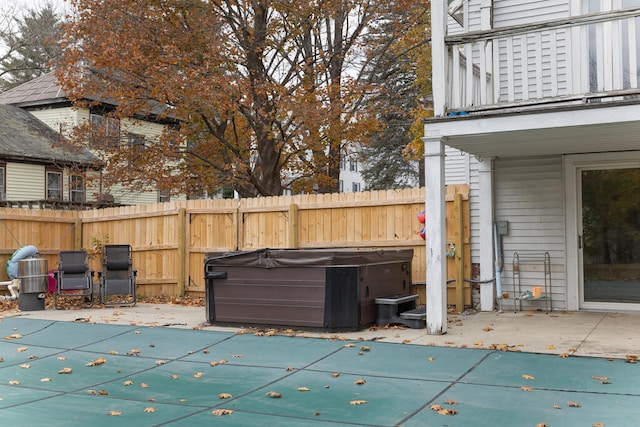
(339, 180), (344, 192)
(70, 175), (85, 203)
(340, 158), (346, 170)
(349, 160), (358, 172)
(352, 182), (361, 192)
(0, 164), (5, 201)
(90, 113), (120, 149)
(46, 169), (62, 201)
(158, 189), (170, 203)
(127, 133), (145, 149)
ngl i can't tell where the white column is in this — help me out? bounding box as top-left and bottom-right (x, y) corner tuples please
(478, 157), (495, 311)
(431, 0), (447, 117)
(423, 136), (447, 334)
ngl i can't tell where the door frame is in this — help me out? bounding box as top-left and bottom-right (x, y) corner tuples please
(564, 151), (640, 311)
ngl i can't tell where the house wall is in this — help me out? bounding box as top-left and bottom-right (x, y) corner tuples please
(445, 146), (470, 184)
(30, 107), (78, 135)
(6, 163), (44, 200)
(32, 107), (178, 205)
(493, 0), (569, 27)
(493, 155), (567, 311)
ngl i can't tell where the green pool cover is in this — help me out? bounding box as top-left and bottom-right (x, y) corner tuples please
(0, 318), (638, 426)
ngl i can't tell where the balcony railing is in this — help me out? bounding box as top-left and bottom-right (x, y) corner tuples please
(445, 8), (640, 113)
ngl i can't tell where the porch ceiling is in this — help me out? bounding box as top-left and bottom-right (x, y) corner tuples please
(424, 103), (640, 159)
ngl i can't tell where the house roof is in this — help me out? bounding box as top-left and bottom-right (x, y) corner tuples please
(0, 71), (179, 124)
(0, 72), (69, 107)
(0, 103), (99, 166)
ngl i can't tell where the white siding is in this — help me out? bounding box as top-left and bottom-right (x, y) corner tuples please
(444, 146), (470, 184)
(493, 0), (570, 27)
(493, 156), (567, 311)
(30, 107), (79, 136)
(6, 163), (44, 200)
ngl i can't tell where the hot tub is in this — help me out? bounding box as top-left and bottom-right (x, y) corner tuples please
(204, 248), (413, 330)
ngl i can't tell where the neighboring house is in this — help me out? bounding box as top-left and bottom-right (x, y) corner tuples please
(0, 103), (100, 208)
(424, 0), (640, 333)
(0, 72), (179, 205)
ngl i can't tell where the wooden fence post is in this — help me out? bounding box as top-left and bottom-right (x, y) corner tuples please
(454, 192), (465, 312)
(177, 208), (186, 296)
(288, 203), (298, 249)
(74, 218), (82, 250)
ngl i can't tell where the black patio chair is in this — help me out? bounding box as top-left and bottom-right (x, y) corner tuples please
(54, 250), (94, 309)
(99, 244), (137, 306)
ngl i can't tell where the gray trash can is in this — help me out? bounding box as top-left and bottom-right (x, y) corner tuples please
(18, 258), (48, 311)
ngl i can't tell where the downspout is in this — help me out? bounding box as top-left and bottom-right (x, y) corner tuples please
(493, 223), (503, 312)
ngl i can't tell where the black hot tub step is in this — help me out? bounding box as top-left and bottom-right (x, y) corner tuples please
(399, 307), (426, 329)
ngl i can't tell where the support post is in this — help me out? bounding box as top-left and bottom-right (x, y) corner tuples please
(288, 203), (299, 249)
(177, 208), (186, 296)
(478, 158), (495, 311)
(454, 192), (465, 312)
(423, 136), (447, 335)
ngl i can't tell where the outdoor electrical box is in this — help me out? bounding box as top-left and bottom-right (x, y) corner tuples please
(497, 221), (509, 235)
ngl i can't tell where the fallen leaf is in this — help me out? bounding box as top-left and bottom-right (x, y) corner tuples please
(9, 380), (20, 385)
(155, 360), (166, 365)
(143, 407), (156, 413)
(553, 405), (561, 409)
(567, 401), (581, 407)
(57, 356), (66, 361)
(331, 372), (340, 377)
(58, 367), (73, 374)
(170, 374), (179, 380)
(354, 379), (366, 385)
(285, 366), (295, 371)
(444, 400), (458, 405)
(344, 343), (355, 348)
(522, 374), (536, 380)
(40, 377), (52, 382)
(359, 346), (370, 352)
(521, 386), (533, 392)
(17, 347), (28, 352)
(437, 408), (458, 415)
(592, 423), (605, 427)
(266, 391), (282, 398)
(212, 409), (234, 416)
(297, 387), (310, 391)
(427, 357), (435, 362)
(19, 363), (30, 369)
(123, 380), (134, 386)
(536, 423), (548, 427)
(193, 372), (203, 378)
(559, 353), (571, 358)
(108, 351), (119, 355)
(107, 411), (122, 416)
(546, 344), (556, 350)
(218, 393), (232, 399)
(140, 383), (149, 388)
(86, 357), (106, 367)
(483, 326), (494, 332)
(473, 341), (483, 346)
(349, 400), (368, 405)
(127, 349), (141, 356)
(10, 334), (22, 339)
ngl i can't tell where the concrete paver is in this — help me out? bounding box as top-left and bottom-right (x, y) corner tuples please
(3, 304), (640, 359)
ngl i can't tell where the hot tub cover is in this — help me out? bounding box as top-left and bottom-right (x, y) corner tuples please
(205, 248), (414, 269)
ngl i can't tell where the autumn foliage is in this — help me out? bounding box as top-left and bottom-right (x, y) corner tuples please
(57, 0), (430, 197)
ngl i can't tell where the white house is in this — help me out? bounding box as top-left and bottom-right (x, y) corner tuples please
(424, 0), (640, 334)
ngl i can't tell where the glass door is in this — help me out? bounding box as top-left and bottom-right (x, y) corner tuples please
(581, 167), (640, 304)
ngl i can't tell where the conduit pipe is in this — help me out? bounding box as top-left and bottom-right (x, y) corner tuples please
(0, 280), (19, 301)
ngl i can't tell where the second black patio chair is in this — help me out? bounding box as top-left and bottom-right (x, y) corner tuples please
(54, 250), (94, 309)
(99, 244), (137, 306)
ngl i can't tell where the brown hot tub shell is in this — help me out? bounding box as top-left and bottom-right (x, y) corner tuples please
(204, 248), (413, 330)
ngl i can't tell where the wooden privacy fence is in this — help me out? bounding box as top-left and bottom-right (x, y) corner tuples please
(0, 185), (470, 307)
